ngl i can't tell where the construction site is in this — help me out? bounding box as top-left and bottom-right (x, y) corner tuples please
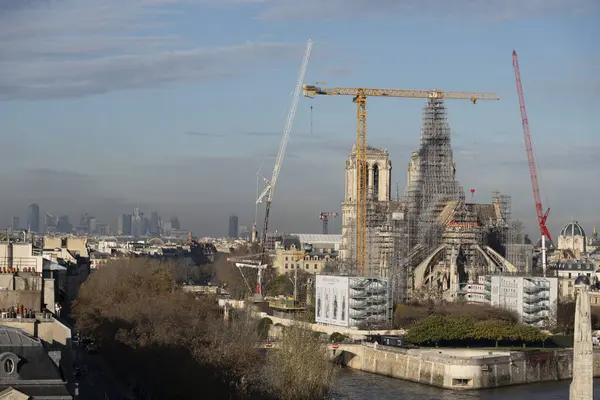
(232, 40), (549, 314)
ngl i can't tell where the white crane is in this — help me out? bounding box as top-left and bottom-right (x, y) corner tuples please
(233, 38), (313, 299)
(255, 38), (313, 259)
(226, 254), (267, 297)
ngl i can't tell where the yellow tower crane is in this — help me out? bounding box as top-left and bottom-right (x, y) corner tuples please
(302, 83), (499, 276)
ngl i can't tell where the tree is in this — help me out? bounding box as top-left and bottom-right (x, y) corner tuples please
(404, 315), (548, 346)
(265, 323), (337, 400)
(72, 258), (335, 399)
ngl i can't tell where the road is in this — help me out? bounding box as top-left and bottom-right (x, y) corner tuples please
(61, 339), (134, 400)
(59, 300), (134, 399)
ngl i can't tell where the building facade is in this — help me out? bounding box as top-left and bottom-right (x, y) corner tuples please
(557, 220), (587, 260)
(553, 259), (598, 300)
(489, 275), (558, 327)
(340, 145), (393, 275)
(315, 274), (392, 329)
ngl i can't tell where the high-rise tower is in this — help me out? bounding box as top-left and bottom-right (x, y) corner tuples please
(27, 203), (40, 233)
(229, 215), (239, 238)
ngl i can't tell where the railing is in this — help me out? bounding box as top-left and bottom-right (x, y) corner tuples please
(523, 285), (549, 295)
(0, 257), (40, 272)
(523, 296), (549, 305)
(524, 304), (549, 314)
(522, 315), (546, 324)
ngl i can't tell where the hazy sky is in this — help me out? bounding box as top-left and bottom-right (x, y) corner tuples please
(0, 0), (598, 238)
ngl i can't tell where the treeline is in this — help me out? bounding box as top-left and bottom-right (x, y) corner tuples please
(404, 315), (548, 347)
(72, 259), (336, 400)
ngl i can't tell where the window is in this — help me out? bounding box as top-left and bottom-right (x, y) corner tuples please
(285, 257), (288, 261)
(285, 264), (288, 269)
(4, 359), (14, 374)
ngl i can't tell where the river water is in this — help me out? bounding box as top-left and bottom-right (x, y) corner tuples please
(331, 369), (600, 399)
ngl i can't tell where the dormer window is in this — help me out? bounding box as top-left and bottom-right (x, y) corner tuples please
(4, 358), (14, 374)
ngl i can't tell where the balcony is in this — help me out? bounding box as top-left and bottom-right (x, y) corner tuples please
(524, 304), (549, 314)
(523, 285), (549, 295)
(522, 315), (546, 324)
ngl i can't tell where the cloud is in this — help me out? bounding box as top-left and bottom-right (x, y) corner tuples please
(0, 0), (304, 101)
(232, 0), (598, 21)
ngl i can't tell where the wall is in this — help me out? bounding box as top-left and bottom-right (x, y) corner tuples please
(1, 317), (71, 346)
(337, 345), (600, 390)
(264, 314), (405, 338)
(0, 290), (41, 310)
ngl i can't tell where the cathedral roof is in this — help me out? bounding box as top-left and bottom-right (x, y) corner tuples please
(560, 221), (586, 237)
(350, 144), (388, 155)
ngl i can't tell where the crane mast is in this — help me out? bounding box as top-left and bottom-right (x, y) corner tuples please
(256, 38), (313, 265)
(512, 50), (551, 276)
(303, 84), (499, 275)
(319, 212), (339, 235)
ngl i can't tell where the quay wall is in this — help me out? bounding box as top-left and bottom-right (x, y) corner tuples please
(335, 344), (600, 390)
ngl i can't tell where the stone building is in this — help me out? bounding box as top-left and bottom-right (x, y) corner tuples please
(557, 220), (587, 260)
(0, 326), (71, 399)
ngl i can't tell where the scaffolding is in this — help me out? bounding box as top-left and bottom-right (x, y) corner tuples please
(401, 98), (464, 269)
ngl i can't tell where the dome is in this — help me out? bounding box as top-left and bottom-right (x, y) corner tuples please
(560, 221), (586, 237)
(574, 275), (591, 286)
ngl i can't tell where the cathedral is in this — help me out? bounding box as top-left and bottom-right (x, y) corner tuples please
(339, 98), (518, 302)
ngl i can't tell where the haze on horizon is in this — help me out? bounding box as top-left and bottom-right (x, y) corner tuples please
(0, 0), (598, 238)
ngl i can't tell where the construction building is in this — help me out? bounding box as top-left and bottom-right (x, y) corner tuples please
(315, 274), (392, 329)
(340, 97), (521, 303)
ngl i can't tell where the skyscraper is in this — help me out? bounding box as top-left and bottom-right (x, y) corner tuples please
(229, 215), (239, 238)
(27, 203), (40, 233)
(118, 214), (133, 235)
(11, 217), (19, 230)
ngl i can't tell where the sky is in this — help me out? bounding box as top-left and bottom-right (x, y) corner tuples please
(0, 0), (598, 238)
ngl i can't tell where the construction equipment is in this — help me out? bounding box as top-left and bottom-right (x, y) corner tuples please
(303, 83), (499, 275)
(318, 212), (339, 235)
(288, 249), (306, 303)
(226, 253), (267, 297)
(228, 38), (312, 299)
(256, 38), (313, 264)
(512, 50), (551, 276)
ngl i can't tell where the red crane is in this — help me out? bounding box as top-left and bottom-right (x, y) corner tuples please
(512, 50), (551, 242)
(318, 212), (338, 235)
(512, 50), (551, 274)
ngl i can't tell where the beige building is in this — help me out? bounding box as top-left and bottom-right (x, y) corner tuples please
(272, 245), (332, 275)
(556, 220), (587, 260)
(553, 259), (599, 300)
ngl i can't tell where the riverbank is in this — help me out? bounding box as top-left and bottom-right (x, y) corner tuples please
(333, 343), (600, 390)
(331, 369), (600, 400)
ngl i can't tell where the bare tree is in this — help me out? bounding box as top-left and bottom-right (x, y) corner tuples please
(265, 322), (337, 400)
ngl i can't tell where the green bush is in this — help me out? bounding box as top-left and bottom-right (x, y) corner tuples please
(404, 315), (548, 346)
(330, 332), (347, 343)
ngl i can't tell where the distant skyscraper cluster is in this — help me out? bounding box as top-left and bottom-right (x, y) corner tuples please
(10, 203), (183, 237)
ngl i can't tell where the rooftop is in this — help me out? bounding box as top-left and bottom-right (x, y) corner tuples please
(0, 327), (40, 347)
(560, 221), (586, 237)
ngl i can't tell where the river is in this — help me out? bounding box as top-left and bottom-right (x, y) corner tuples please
(331, 369), (600, 399)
